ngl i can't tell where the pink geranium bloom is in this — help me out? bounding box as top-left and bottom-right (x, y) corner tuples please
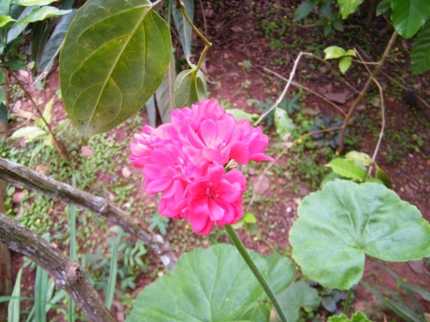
(130, 98), (272, 235)
(186, 165), (246, 235)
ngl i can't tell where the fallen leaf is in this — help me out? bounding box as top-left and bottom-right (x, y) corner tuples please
(324, 92), (348, 104)
(81, 146), (94, 157)
(253, 174), (270, 195)
(12, 191), (26, 203)
(122, 166), (131, 178)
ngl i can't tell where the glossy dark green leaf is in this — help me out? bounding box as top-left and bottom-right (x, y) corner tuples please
(277, 281), (321, 322)
(376, 0), (391, 15)
(37, 10), (76, 73)
(0, 103), (7, 124)
(325, 158), (366, 181)
(155, 52), (177, 123)
(289, 180), (430, 290)
(31, 20), (51, 72)
(294, 0), (318, 21)
(328, 311), (371, 322)
(337, 0), (364, 19)
(411, 20), (430, 75)
(391, 0), (430, 39)
(127, 244), (296, 322)
(12, 6), (71, 28)
(4, 60), (26, 70)
(171, 0), (193, 62)
(7, 5), (36, 42)
(60, 0), (172, 137)
(174, 68), (207, 108)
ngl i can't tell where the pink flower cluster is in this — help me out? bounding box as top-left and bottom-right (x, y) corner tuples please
(129, 99), (273, 235)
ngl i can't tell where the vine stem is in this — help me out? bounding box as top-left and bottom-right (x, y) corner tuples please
(7, 69), (69, 160)
(225, 225), (288, 322)
(343, 288), (353, 316)
(175, 0), (212, 70)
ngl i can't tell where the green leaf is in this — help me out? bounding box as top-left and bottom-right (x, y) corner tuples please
(376, 0), (391, 15)
(375, 166), (392, 189)
(155, 52), (177, 124)
(127, 244), (296, 322)
(0, 15), (15, 27)
(237, 304), (269, 321)
(328, 311), (371, 322)
(225, 108), (258, 123)
(411, 20), (430, 75)
(294, 0), (318, 21)
(12, 6), (71, 28)
(277, 281), (321, 322)
(10, 126), (47, 141)
(42, 97), (54, 124)
(12, 0), (56, 5)
(345, 49), (356, 56)
(174, 68), (207, 108)
(0, 0), (12, 16)
(37, 10), (76, 74)
(4, 60), (26, 70)
(391, 0), (430, 39)
(321, 172), (342, 187)
(6, 6), (35, 42)
(274, 107), (295, 140)
(171, 0), (193, 62)
(105, 236), (118, 310)
(0, 71), (4, 85)
(0, 103), (7, 123)
(337, 0), (364, 19)
(338, 56), (352, 74)
(60, 0), (172, 137)
(8, 268), (23, 322)
(35, 254), (49, 322)
(345, 151), (372, 166)
(325, 158), (366, 181)
(145, 95), (156, 127)
(324, 46), (346, 60)
(289, 180), (430, 290)
(243, 212), (257, 224)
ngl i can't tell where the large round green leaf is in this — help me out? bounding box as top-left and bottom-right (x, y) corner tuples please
(289, 180), (430, 290)
(126, 244), (296, 322)
(391, 0), (430, 39)
(60, 0), (171, 137)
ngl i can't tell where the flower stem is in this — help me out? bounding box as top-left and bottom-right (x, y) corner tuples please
(225, 225), (287, 322)
(343, 288), (353, 316)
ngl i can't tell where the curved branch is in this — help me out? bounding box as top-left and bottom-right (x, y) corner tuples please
(0, 157), (177, 270)
(0, 213), (115, 322)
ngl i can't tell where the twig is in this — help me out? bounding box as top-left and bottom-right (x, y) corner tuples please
(7, 69), (69, 160)
(262, 67), (347, 117)
(0, 110), (38, 134)
(0, 157), (177, 270)
(198, 0), (208, 38)
(337, 31), (398, 154)
(355, 50), (386, 171)
(0, 213), (115, 322)
(254, 52), (311, 126)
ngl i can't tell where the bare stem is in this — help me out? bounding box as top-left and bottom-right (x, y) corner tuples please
(0, 157), (177, 270)
(262, 67), (347, 117)
(336, 31), (398, 154)
(7, 69), (69, 160)
(0, 213), (115, 322)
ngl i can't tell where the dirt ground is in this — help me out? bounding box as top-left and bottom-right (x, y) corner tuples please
(3, 0), (430, 321)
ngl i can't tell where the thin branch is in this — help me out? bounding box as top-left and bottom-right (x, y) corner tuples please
(262, 67), (347, 117)
(355, 50), (386, 170)
(7, 69), (69, 160)
(337, 31), (398, 154)
(0, 213), (115, 322)
(0, 157), (177, 270)
(254, 52), (311, 126)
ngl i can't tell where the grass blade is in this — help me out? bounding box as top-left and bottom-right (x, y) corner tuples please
(105, 236), (118, 310)
(8, 267), (23, 322)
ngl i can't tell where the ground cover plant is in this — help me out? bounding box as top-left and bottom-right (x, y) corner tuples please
(0, 0), (430, 321)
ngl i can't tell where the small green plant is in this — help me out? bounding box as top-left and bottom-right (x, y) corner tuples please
(255, 95), (301, 128)
(146, 213), (170, 236)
